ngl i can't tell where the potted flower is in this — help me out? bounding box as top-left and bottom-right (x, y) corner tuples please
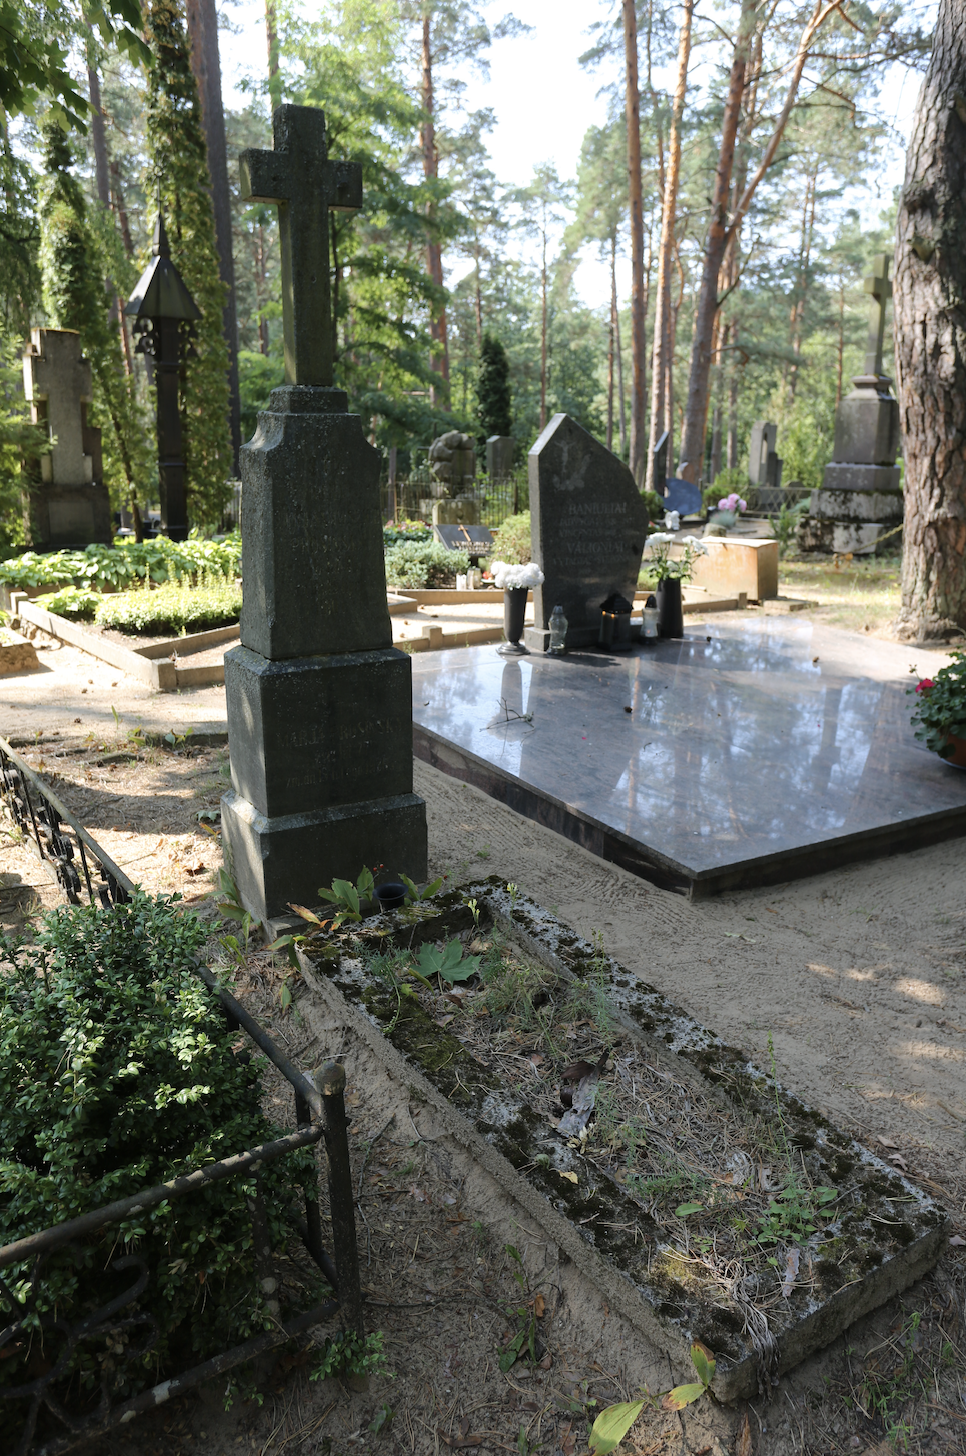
(490, 559), (545, 655)
(710, 491), (747, 529)
(908, 652), (966, 767)
(645, 534), (708, 638)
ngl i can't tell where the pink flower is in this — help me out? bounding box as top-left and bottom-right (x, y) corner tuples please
(916, 678), (935, 694)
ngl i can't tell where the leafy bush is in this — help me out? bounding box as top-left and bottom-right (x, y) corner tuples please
(383, 519), (432, 545)
(35, 585), (102, 620)
(384, 541), (469, 588)
(642, 489), (665, 522)
(0, 893), (313, 1403)
(703, 469), (748, 509)
(909, 651), (966, 759)
(0, 535), (241, 592)
(94, 573), (241, 635)
(489, 510), (531, 565)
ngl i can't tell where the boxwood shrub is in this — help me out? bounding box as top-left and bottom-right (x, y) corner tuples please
(94, 574), (241, 636)
(384, 540), (469, 588)
(0, 893), (314, 1411)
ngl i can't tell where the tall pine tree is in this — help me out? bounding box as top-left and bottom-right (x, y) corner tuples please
(39, 117), (151, 523)
(476, 333), (511, 445)
(144, 0), (232, 528)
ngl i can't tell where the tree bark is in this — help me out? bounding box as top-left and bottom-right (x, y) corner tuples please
(539, 216), (548, 430)
(645, 0), (692, 492)
(186, 0), (241, 473)
(894, 0), (966, 639)
(678, 0), (837, 482)
(623, 0), (647, 483)
(421, 15), (449, 401)
(265, 0), (281, 112)
(86, 59), (110, 208)
(607, 233), (616, 453)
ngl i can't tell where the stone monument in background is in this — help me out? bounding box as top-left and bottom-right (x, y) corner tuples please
(221, 104), (427, 921)
(524, 414), (648, 651)
(802, 255), (903, 554)
(486, 435), (515, 479)
(748, 421), (783, 497)
(21, 328), (111, 549)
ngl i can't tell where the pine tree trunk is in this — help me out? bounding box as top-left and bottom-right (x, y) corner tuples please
(422, 16), (449, 399)
(186, 0), (241, 474)
(86, 60), (110, 208)
(265, 0), (281, 111)
(894, 0), (966, 639)
(623, 0), (647, 484)
(645, 0), (692, 491)
(540, 225), (548, 431)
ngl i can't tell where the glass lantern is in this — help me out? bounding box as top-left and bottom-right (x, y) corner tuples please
(548, 604), (568, 654)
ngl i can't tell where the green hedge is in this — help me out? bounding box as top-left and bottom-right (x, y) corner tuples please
(35, 585), (102, 620)
(94, 575), (241, 635)
(489, 510), (531, 565)
(384, 540), (469, 588)
(0, 534), (241, 591)
(0, 893), (313, 1408)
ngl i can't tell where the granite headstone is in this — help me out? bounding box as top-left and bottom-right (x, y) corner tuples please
(523, 413), (649, 651)
(21, 328), (111, 549)
(221, 104), (427, 921)
(486, 435), (515, 479)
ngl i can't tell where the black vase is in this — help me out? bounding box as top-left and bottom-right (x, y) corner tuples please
(657, 577), (684, 639)
(498, 586), (529, 655)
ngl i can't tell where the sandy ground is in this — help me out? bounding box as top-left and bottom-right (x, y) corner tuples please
(1, 578), (965, 1456)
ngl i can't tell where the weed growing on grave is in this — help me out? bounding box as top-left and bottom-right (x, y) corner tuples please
(754, 1036), (838, 1249)
(587, 1342), (716, 1454)
(310, 1329), (391, 1383)
(498, 1244), (543, 1372)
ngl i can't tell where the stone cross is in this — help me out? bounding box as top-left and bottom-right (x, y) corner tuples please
(22, 329), (93, 486)
(240, 105), (362, 387)
(862, 254), (892, 379)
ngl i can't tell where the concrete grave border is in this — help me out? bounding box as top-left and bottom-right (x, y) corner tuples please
(297, 879), (946, 1402)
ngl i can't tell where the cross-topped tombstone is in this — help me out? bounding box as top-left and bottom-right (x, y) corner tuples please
(240, 106), (362, 387)
(21, 328), (110, 548)
(862, 253), (892, 380)
(804, 253), (901, 552)
(222, 103), (427, 921)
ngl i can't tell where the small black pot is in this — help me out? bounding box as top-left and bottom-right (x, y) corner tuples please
(657, 577), (684, 639)
(374, 880), (408, 911)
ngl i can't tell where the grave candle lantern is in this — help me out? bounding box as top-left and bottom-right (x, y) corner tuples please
(599, 593), (633, 653)
(124, 212), (201, 542)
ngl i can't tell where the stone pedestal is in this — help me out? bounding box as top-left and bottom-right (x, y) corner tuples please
(222, 385), (427, 920)
(432, 497), (480, 526)
(804, 375), (903, 554)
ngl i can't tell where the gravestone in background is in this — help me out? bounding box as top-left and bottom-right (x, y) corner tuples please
(432, 497), (480, 527)
(652, 429), (669, 497)
(434, 522), (494, 558)
(486, 435), (515, 479)
(429, 431), (476, 494)
(220, 104), (427, 921)
(524, 414), (648, 651)
(749, 421), (783, 490)
(803, 255), (903, 554)
(21, 328), (111, 549)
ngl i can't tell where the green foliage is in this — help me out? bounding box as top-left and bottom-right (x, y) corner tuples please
(499, 1244), (538, 1372)
(477, 333), (512, 445)
(489, 510), (531, 565)
(310, 1329), (389, 1382)
(94, 572), (241, 635)
(642, 490), (664, 522)
(588, 1342), (715, 1454)
(383, 519), (432, 545)
(0, 892), (312, 1398)
(0, 535), (240, 590)
(703, 470), (747, 508)
(238, 348), (285, 442)
(384, 540), (468, 588)
(414, 939), (480, 986)
(908, 652), (966, 760)
(768, 499), (808, 557)
(37, 115), (153, 520)
(144, 0), (232, 527)
(0, 0), (149, 129)
(35, 584), (101, 619)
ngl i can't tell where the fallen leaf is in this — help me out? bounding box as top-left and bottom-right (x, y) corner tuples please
(529, 1052), (545, 1066)
(781, 1247), (800, 1298)
(888, 1152), (909, 1171)
(408, 1184), (428, 1202)
(533, 1292), (545, 1317)
(436, 1015), (455, 1027)
(559, 1170), (578, 1184)
(949, 1234), (965, 1247)
(876, 1135), (899, 1150)
(737, 1411), (753, 1456)
(561, 1059), (595, 1082)
(185, 862), (206, 876)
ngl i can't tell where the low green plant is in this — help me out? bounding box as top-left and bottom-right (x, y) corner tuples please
(588, 1343), (716, 1454)
(384, 540), (469, 588)
(768, 498), (808, 557)
(94, 572), (241, 635)
(641, 489), (664, 523)
(383, 520), (432, 545)
(414, 938), (480, 985)
(34, 584), (102, 619)
(489, 511), (531, 566)
(757, 1035), (837, 1247)
(703, 468), (747, 509)
(309, 1329), (390, 1382)
(0, 535), (241, 592)
(908, 652), (966, 760)
(499, 1244), (540, 1372)
(0, 891), (312, 1408)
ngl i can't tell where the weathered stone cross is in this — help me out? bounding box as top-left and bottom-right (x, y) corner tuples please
(240, 105), (362, 387)
(862, 253), (893, 379)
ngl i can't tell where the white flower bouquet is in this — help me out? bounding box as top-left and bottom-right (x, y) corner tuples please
(490, 560), (545, 590)
(646, 533), (709, 584)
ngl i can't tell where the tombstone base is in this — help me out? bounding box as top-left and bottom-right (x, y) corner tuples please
(26, 483), (112, 550)
(799, 518), (889, 555)
(809, 487), (903, 521)
(821, 463), (901, 493)
(221, 789), (428, 923)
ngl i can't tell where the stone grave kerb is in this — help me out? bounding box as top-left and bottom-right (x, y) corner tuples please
(524, 413), (648, 651)
(23, 329), (93, 487)
(222, 102), (427, 919)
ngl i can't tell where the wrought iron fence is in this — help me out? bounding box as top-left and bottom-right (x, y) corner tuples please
(382, 470), (528, 529)
(0, 736), (363, 1456)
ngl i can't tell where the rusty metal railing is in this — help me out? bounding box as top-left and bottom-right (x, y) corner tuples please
(0, 736), (363, 1455)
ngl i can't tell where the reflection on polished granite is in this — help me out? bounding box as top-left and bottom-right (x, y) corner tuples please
(411, 618), (966, 896)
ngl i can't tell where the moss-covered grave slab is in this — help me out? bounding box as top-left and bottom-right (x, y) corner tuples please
(297, 878), (946, 1402)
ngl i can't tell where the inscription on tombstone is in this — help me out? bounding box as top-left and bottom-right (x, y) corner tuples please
(523, 414), (648, 651)
(221, 104), (427, 920)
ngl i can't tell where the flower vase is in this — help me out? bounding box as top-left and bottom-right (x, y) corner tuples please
(657, 577), (684, 639)
(942, 734), (966, 768)
(498, 586), (529, 656)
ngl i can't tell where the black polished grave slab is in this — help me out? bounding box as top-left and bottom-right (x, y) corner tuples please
(411, 619), (966, 897)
